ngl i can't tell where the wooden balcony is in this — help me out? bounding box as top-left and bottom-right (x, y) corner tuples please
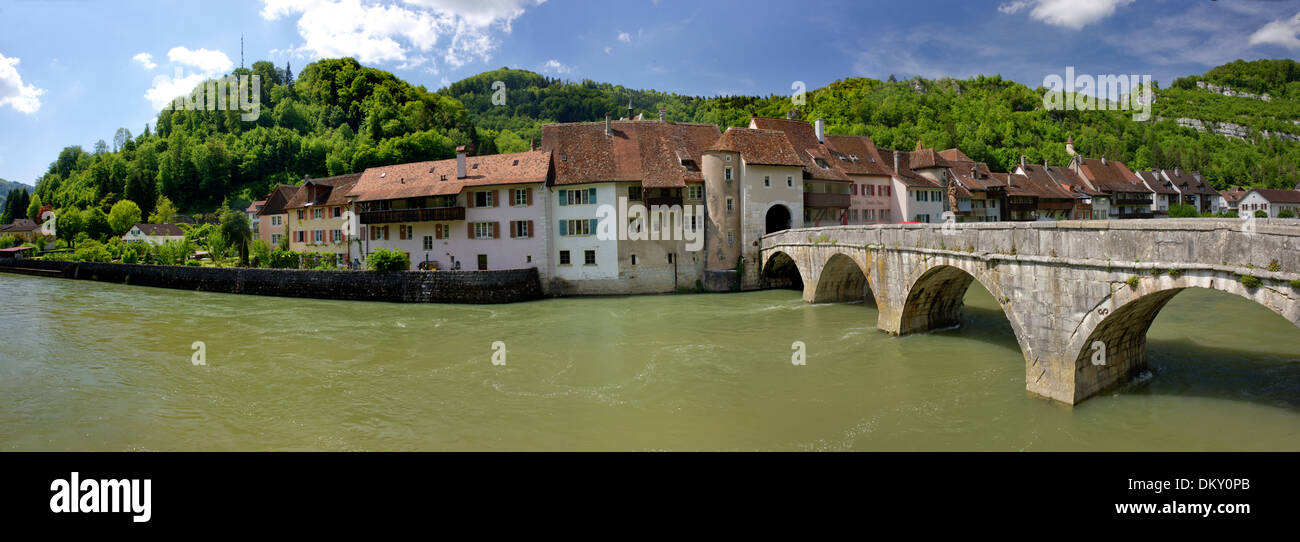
(804, 192), (850, 209)
(360, 207), (465, 224)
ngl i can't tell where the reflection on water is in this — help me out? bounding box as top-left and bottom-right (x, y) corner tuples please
(0, 273), (1296, 451)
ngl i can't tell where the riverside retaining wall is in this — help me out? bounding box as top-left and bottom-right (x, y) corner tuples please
(0, 259), (544, 304)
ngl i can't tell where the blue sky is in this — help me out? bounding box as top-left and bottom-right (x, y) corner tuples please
(1, 0), (1299, 187)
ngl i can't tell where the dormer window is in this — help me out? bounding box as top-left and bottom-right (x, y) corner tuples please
(814, 158), (829, 169)
(561, 155), (568, 162)
(850, 154), (859, 162)
(512, 160), (519, 166)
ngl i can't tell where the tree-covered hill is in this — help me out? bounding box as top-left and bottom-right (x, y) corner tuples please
(31, 57), (1300, 225)
(0, 178), (32, 216)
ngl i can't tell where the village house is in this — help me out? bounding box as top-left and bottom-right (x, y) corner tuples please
(349, 148), (553, 275)
(1134, 170), (1178, 216)
(877, 148), (944, 223)
(254, 184), (297, 247)
(284, 173), (362, 265)
(936, 149), (1003, 223)
(245, 199), (265, 238)
(748, 116), (857, 227)
(541, 115), (717, 295)
(1012, 158), (1085, 220)
(1218, 187), (1247, 213)
(121, 223), (185, 245)
(1161, 167), (1220, 214)
(1068, 156), (1143, 219)
(1238, 188), (1300, 218)
(702, 126), (806, 289)
(0, 218), (40, 242)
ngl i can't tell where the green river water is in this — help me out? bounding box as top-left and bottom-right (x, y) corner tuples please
(1, 272), (1297, 451)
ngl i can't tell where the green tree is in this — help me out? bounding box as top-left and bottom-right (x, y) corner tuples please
(84, 207), (111, 241)
(56, 207), (84, 248)
(1279, 209), (1296, 218)
(1168, 204), (1199, 218)
(149, 196), (178, 223)
(108, 200), (142, 234)
(26, 193), (42, 222)
(219, 207), (252, 266)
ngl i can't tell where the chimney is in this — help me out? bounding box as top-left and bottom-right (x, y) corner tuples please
(1175, 166), (1181, 176)
(815, 118), (826, 144)
(530, 137), (535, 152)
(605, 113), (612, 136)
(658, 109), (667, 122)
(971, 166), (977, 179)
(893, 151), (900, 174)
(1101, 155), (1107, 166)
(456, 146), (467, 179)
(786, 109), (797, 120)
(1020, 155), (1026, 169)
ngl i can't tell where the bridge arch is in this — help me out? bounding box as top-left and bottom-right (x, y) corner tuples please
(809, 253), (873, 304)
(1064, 273), (1300, 402)
(760, 250), (805, 291)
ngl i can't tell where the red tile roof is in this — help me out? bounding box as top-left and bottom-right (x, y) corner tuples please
(1248, 189), (1300, 204)
(1075, 157), (1145, 194)
(130, 223), (185, 237)
(877, 148), (941, 188)
(1220, 188), (1247, 203)
(1161, 168), (1218, 197)
(0, 218), (37, 233)
(285, 173), (363, 210)
(349, 150), (551, 202)
(245, 199), (266, 214)
(541, 120), (720, 188)
(749, 117), (894, 181)
(1135, 171), (1178, 195)
(1016, 164), (1081, 199)
(258, 184), (299, 216)
(708, 128), (804, 166)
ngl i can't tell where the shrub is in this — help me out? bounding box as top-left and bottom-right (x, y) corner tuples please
(1239, 274), (1262, 289)
(1255, 210), (1268, 218)
(1290, 279), (1300, 289)
(1149, 268), (1162, 276)
(1168, 269), (1183, 278)
(267, 250), (301, 269)
(1168, 204), (1198, 218)
(367, 249), (411, 272)
(1280, 209), (1296, 219)
(1126, 276), (1140, 288)
(1268, 259), (1282, 273)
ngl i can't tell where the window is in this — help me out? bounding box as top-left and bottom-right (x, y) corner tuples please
(727, 231), (735, 245)
(271, 215), (282, 226)
(764, 175), (771, 187)
(423, 236), (433, 250)
(477, 254), (487, 271)
(332, 207), (342, 218)
(297, 210), (304, 220)
(511, 220), (531, 238)
(629, 186), (643, 201)
(559, 250), (571, 265)
(725, 167), (733, 181)
(434, 224), (450, 239)
(313, 208), (323, 220)
(474, 191), (494, 207)
(295, 231), (305, 243)
(915, 214), (930, 223)
(787, 176), (793, 187)
(667, 253), (674, 264)
(560, 188), (594, 205)
(687, 215), (699, 232)
(687, 186), (703, 199)
(584, 250), (596, 265)
(313, 230), (324, 243)
(726, 198), (734, 213)
(331, 229), (342, 243)
(726, 155), (732, 162)
(271, 234), (282, 245)
(631, 254), (637, 266)
(513, 188), (529, 206)
(561, 219), (594, 236)
(473, 222), (496, 239)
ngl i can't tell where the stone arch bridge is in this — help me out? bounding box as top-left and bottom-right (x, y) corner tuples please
(759, 219), (1300, 405)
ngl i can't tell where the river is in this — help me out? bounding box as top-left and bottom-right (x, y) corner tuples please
(0, 272), (1297, 451)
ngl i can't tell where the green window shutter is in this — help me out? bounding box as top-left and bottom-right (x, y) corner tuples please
(559, 220), (567, 236)
(588, 187), (597, 204)
(589, 218), (597, 234)
(558, 189), (567, 206)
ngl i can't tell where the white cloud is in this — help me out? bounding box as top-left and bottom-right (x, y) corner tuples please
(998, 0), (1133, 30)
(261, 0), (544, 70)
(132, 52), (158, 70)
(140, 47), (235, 110)
(166, 47), (234, 74)
(541, 59), (572, 74)
(604, 46), (613, 55)
(0, 53), (45, 114)
(618, 31), (631, 43)
(1250, 11), (1300, 50)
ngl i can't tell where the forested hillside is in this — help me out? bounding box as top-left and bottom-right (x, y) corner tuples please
(29, 58), (1300, 226)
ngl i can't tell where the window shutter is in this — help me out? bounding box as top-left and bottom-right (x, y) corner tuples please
(492, 222), (500, 239)
(526, 188), (533, 206)
(493, 190), (500, 207)
(468, 222), (474, 238)
(588, 187), (597, 204)
(468, 193), (476, 208)
(435, 226), (442, 240)
(589, 218), (597, 235)
(510, 221), (516, 238)
(527, 220), (534, 238)
(558, 189), (567, 206)
(558, 220), (567, 236)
